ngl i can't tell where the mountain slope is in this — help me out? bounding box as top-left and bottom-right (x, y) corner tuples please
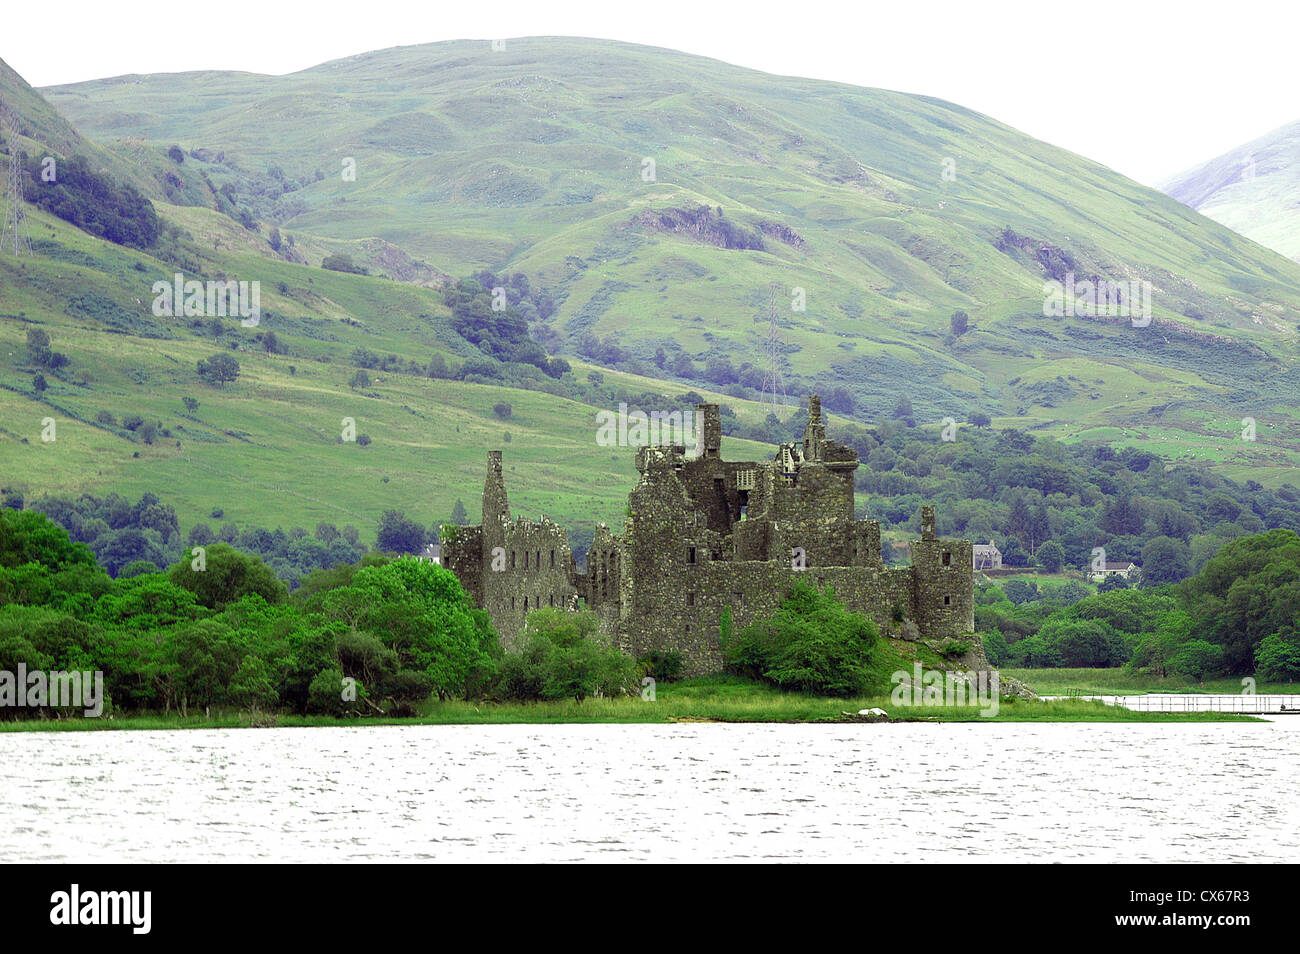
(1163, 119), (1300, 262)
(3, 39), (1300, 552)
(42, 39), (1300, 431)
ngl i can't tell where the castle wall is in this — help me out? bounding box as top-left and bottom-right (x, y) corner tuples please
(447, 399), (975, 673)
(611, 560), (921, 676)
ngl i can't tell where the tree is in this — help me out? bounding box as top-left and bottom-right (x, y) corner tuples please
(26, 328), (51, 366)
(197, 353), (240, 387)
(892, 395), (914, 422)
(32, 374), (47, 395)
(228, 655), (279, 711)
(493, 402), (512, 419)
(450, 500), (469, 526)
(182, 396), (199, 413)
(349, 370), (371, 389)
(722, 580), (879, 695)
(1255, 634), (1300, 682)
(268, 227), (282, 252)
(1037, 540), (1065, 573)
(968, 411), (992, 428)
(1169, 640), (1224, 683)
(376, 510), (426, 555)
(496, 608), (635, 703)
(167, 145), (185, 163)
(950, 310), (969, 337)
(167, 544), (286, 610)
(1140, 536), (1191, 586)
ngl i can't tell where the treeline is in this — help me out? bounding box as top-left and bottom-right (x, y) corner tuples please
(25, 154), (160, 249)
(0, 510), (639, 720)
(976, 529), (1300, 681)
(6, 492), (369, 588)
(823, 414), (1300, 582)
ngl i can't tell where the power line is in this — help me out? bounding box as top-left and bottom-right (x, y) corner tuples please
(760, 281), (786, 418)
(1, 103), (33, 257)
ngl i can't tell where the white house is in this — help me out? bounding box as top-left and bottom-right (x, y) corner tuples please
(972, 540), (1002, 570)
(1092, 560), (1138, 582)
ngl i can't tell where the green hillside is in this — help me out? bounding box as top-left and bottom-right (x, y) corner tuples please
(3, 38), (1300, 553)
(1163, 119), (1300, 262)
(41, 39), (1300, 452)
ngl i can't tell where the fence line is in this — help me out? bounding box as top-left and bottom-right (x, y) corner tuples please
(1049, 692), (1300, 714)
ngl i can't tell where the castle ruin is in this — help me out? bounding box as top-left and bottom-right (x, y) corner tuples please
(444, 396), (975, 675)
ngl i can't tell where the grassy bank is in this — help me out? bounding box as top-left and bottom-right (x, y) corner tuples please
(1006, 668), (1300, 697)
(0, 675), (1260, 731)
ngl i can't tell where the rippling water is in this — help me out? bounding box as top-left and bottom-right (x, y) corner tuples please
(3, 721), (1297, 862)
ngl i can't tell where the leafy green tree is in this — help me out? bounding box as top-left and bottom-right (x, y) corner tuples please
(324, 557), (499, 699)
(496, 608), (635, 703)
(1169, 640), (1224, 683)
(1255, 634), (1300, 682)
(167, 543), (287, 610)
(1036, 540), (1065, 573)
(1141, 535), (1192, 586)
(376, 509), (425, 554)
(228, 655), (279, 711)
(450, 500), (468, 526)
(197, 353), (240, 386)
(722, 580), (879, 695)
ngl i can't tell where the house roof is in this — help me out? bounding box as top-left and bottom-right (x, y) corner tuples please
(1102, 561), (1136, 570)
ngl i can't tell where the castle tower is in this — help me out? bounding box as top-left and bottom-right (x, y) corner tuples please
(921, 504), (936, 541)
(802, 394), (826, 462)
(483, 450), (510, 525)
(695, 403), (722, 459)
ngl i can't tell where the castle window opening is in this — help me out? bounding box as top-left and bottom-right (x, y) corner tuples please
(511, 596), (516, 610)
(510, 550), (516, 570)
(550, 549), (555, 568)
(524, 551), (529, 570)
(549, 594), (554, 607)
(536, 550), (541, 569)
(944, 595), (951, 606)
(687, 546), (697, 564)
(942, 551), (951, 566)
(686, 591), (695, 607)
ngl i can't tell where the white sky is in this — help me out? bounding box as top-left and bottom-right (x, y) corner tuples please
(8, 0), (1297, 185)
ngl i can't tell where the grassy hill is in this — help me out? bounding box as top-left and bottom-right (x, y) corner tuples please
(3, 39), (1300, 550)
(41, 39), (1300, 458)
(1162, 119), (1300, 262)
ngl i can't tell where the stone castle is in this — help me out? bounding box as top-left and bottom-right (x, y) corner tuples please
(444, 395), (975, 674)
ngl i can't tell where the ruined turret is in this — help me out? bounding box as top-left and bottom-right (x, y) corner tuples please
(695, 403), (722, 459)
(483, 450), (510, 525)
(802, 394), (826, 462)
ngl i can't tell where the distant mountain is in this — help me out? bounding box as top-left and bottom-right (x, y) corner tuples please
(1163, 120), (1300, 261)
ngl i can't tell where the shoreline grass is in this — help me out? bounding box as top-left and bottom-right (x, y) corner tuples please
(0, 675), (1262, 731)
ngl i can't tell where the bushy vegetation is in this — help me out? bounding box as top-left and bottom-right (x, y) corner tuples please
(976, 529), (1300, 681)
(26, 154), (160, 249)
(18, 492), (369, 588)
(495, 608), (639, 703)
(722, 580), (880, 695)
(0, 510), (500, 718)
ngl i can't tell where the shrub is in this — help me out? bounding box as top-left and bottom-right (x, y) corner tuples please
(722, 580), (879, 695)
(496, 608), (638, 703)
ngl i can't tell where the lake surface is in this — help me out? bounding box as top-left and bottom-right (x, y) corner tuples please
(3, 720), (1298, 863)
